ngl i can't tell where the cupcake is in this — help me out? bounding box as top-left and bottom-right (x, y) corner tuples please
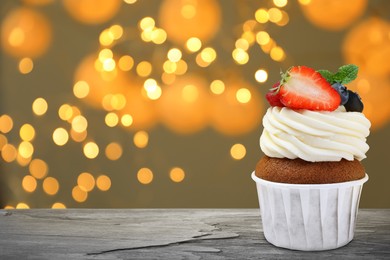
(252, 65), (370, 251)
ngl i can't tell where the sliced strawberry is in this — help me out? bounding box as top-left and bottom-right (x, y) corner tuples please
(266, 82), (284, 107)
(278, 66), (340, 111)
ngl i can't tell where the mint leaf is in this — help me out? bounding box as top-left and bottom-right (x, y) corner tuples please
(333, 64), (358, 84)
(318, 70), (334, 83)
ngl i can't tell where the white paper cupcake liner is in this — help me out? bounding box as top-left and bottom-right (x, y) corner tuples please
(252, 172), (368, 251)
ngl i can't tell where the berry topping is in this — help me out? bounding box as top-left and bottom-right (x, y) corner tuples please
(344, 90), (364, 112)
(331, 82), (349, 105)
(273, 66), (341, 111)
(266, 82), (284, 107)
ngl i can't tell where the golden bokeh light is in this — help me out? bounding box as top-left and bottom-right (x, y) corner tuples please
(195, 53), (209, 67)
(137, 167), (153, 184)
(143, 79), (162, 100)
(77, 172), (95, 192)
(63, 0), (121, 24)
(270, 46), (285, 61)
(18, 141), (34, 159)
(73, 81), (90, 99)
(70, 129), (87, 142)
(241, 31), (256, 45)
(255, 69), (268, 83)
(52, 202), (66, 209)
(161, 72), (176, 85)
(175, 60), (188, 75)
(139, 17), (155, 30)
(53, 127), (69, 146)
(186, 37), (202, 52)
(163, 60), (177, 74)
(29, 158), (48, 179)
(71, 115), (88, 133)
(232, 48), (249, 65)
(18, 57), (34, 74)
(109, 24), (123, 40)
(141, 29), (154, 42)
(32, 97), (48, 116)
(236, 88), (252, 104)
(16, 203), (30, 209)
(276, 11), (289, 26)
(96, 175), (111, 191)
(72, 186), (88, 202)
(348, 73), (390, 130)
(22, 175), (37, 193)
(1, 7), (52, 58)
(210, 80), (225, 95)
(83, 141), (99, 159)
(1, 144), (17, 162)
(121, 114), (133, 127)
(242, 20), (257, 32)
(20, 124), (35, 141)
(99, 29), (114, 46)
(235, 38), (250, 51)
(167, 48), (182, 62)
(255, 8), (269, 23)
(273, 0), (288, 8)
(105, 142), (122, 160)
(102, 58), (116, 72)
(104, 94), (127, 111)
(118, 55), (134, 71)
(58, 104), (73, 121)
(169, 167), (185, 183)
(343, 17), (390, 77)
(0, 114), (14, 133)
(261, 38), (276, 54)
(159, 75), (209, 134)
(200, 47), (217, 63)
(230, 143), (246, 160)
(268, 8), (283, 23)
(136, 61), (152, 77)
(300, 0), (367, 31)
(17, 153), (32, 166)
(4, 205), (15, 209)
(43, 176), (59, 195)
(105, 112), (119, 127)
(151, 28), (167, 44)
(133, 131), (149, 148)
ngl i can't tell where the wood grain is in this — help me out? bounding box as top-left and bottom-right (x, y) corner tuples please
(0, 209), (389, 259)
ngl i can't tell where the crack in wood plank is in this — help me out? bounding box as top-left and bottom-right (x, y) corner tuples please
(87, 231), (240, 256)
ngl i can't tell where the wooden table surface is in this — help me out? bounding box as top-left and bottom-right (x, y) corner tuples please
(0, 209), (389, 259)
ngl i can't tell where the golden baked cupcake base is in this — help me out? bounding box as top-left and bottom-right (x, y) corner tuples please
(255, 156), (365, 184)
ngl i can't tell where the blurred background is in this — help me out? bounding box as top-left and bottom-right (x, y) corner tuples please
(0, 0), (389, 209)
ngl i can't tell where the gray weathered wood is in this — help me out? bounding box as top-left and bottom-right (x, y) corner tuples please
(0, 209), (389, 259)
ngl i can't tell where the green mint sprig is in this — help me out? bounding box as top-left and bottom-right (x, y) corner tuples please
(318, 64), (358, 85)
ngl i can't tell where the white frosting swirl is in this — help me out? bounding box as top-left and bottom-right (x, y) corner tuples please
(260, 107), (370, 162)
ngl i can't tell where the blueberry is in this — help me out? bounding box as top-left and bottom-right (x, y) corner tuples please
(331, 83), (349, 105)
(344, 90), (364, 112)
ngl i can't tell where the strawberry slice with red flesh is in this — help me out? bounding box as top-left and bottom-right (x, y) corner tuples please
(266, 82), (284, 107)
(278, 66), (341, 111)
